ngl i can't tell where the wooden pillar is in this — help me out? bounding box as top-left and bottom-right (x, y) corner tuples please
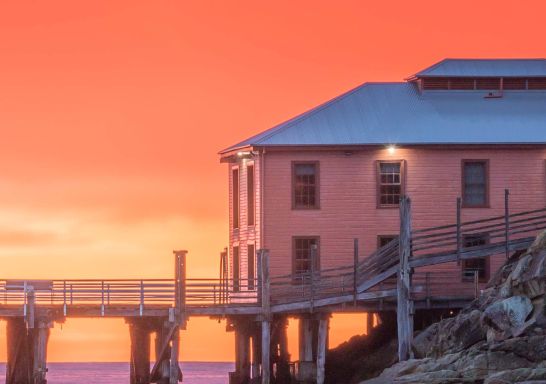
(235, 322), (251, 383)
(129, 320), (151, 384)
(155, 323), (172, 384)
(366, 312), (374, 335)
(6, 317), (31, 384)
(31, 319), (51, 384)
(169, 326), (181, 384)
(298, 317), (313, 363)
(259, 249), (271, 384)
(297, 316), (315, 382)
(316, 316), (328, 384)
(273, 317), (290, 382)
(251, 325), (261, 380)
(397, 196), (413, 362)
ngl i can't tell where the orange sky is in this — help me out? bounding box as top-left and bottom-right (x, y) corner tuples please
(0, 0), (545, 362)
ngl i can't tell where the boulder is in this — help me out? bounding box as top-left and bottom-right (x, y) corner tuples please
(484, 368), (546, 384)
(482, 295), (533, 340)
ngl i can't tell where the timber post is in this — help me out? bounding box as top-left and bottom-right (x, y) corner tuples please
(353, 238), (359, 306)
(170, 326), (181, 384)
(456, 197), (462, 265)
(504, 189), (510, 259)
(6, 317), (31, 384)
(234, 319), (251, 383)
(128, 318), (151, 384)
(316, 314), (329, 384)
(32, 318), (52, 384)
(397, 196), (413, 362)
(173, 250), (187, 327)
(258, 249), (271, 384)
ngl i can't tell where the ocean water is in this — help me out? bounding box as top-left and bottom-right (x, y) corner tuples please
(0, 362), (234, 384)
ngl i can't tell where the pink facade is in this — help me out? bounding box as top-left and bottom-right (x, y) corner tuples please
(227, 146), (546, 283)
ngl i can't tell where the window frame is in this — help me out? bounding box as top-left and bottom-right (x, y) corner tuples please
(461, 233), (490, 283)
(461, 159), (490, 208)
(232, 166), (240, 229)
(376, 160), (406, 209)
(291, 236), (320, 279)
(377, 235), (398, 249)
(247, 163), (255, 227)
(247, 243), (255, 291)
(291, 161), (320, 210)
(232, 245), (240, 292)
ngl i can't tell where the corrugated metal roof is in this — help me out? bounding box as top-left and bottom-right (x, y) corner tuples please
(413, 58), (546, 78)
(221, 81), (546, 153)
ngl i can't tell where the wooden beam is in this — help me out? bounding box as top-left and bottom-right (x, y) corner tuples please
(32, 319), (51, 384)
(270, 289), (397, 313)
(259, 249), (271, 384)
(357, 265), (399, 293)
(151, 322), (176, 383)
(409, 237), (534, 268)
(251, 324), (261, 380)
(169, 326), (181, 384)
(261, 320), (270, 384)
(6, 317), (31, 384)
(316, 316), (328, 384)
(129, 319), (151, 384)
(235, 323), (250, 382)
(397, 197), (413, 362)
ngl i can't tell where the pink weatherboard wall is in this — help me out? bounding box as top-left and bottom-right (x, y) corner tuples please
(228, 146), (546, 286)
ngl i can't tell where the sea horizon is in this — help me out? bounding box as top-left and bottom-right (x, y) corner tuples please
(0, 361), (234, 384)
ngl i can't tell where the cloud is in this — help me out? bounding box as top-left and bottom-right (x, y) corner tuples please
(0, 229), (59, 246)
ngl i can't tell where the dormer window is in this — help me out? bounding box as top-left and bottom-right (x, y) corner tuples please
(422, 76), (546, 91)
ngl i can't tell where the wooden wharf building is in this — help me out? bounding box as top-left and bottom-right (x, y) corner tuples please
(1, 59), (546, 384)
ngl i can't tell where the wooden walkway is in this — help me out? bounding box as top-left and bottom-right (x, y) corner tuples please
(0, 192), (545, 384)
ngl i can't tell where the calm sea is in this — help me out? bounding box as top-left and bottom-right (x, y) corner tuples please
(0, 362), (233, 384)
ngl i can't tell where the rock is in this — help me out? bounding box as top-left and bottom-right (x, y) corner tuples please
(482, 295), (533, 340)
(490, 335), (546, 363)
(412, 310), (485, 358)
(529, 230), (546, 257)
(484, 368), (546, 384)
(360, 230), (546, 384)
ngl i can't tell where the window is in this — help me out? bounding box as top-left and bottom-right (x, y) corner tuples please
(449, 78), (475, 90)
(462, 160), (489, 207)
(377, 235), (398, 249)
(462, 234), (489, 282)
(232, 168), (239, 229)
(528, 78), (546, 90)
(503, 78), (527, 90)
(293, 162), (319, 209)
(476, 78), (501, 90)
(247, 244), (255, 291)
(293, 237), (319, 276)
(377, 161), (404, 207)
(422, 78), (449, 90)
(232, 246), (240, 292)
(247, 164), (255, 226)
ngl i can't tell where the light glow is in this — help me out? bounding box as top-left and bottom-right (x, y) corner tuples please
(387, 145), (396, 155)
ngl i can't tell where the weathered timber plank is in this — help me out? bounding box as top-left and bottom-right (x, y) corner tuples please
(270, 289), (397, 313)
(397, 197), (413, 362)
(409, 237), (534, 268)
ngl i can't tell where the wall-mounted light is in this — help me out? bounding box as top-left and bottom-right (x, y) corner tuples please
(387, 145), (396, 155)
(237, 151), (252, 159)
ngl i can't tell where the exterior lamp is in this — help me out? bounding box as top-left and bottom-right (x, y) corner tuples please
(237, 151), (252, 159)
(387, 145), (396, 155)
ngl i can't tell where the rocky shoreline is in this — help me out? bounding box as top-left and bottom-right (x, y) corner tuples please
(361, 231), (546, 384)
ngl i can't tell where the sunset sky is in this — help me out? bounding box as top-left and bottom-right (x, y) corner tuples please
(0, 0), (545, 362)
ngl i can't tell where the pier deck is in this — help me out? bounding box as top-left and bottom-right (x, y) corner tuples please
(1, 194), (545, 384)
